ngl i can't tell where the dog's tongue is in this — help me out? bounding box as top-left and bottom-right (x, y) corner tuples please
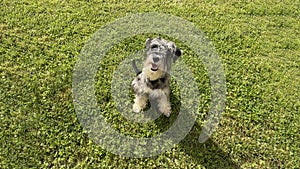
(151, 63), (158, 70)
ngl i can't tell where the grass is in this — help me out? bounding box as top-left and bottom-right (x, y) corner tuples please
(1, 0), (299, 168)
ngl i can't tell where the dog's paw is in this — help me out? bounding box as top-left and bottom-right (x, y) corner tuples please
(160, 106), (171, 117)
(133, 103), (142, 113)
(163, 110), (171, 117)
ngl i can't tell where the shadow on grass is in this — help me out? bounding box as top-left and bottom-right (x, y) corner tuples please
(170, 90), (239, 168)
(179, 122), (240, 169)
(152, 92), (239, 168)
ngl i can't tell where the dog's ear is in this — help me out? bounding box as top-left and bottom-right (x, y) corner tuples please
(173, 47), (182, 62)
(175, 47), (182, 57)
(145, 38), (152, 49)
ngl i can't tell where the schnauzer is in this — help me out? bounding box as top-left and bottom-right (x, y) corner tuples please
(131, 37), (182, 117)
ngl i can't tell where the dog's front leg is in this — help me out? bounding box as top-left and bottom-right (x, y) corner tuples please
(150, 90), (171, 117)
(133, 94), (148, 113)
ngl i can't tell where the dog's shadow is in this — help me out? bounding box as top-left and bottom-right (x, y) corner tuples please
(153, 93), (240, 168)
(179, 123), (240, 168)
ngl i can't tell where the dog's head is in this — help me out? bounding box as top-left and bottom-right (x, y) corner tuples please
(143, 37), (182, 81)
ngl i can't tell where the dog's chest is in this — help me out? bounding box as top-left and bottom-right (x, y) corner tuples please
(146, 77), (167, 90)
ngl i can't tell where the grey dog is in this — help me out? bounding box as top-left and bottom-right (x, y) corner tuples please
(131, 37), (182, 117)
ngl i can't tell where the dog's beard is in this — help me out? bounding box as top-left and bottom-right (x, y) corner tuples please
(143, 67), (166, 81)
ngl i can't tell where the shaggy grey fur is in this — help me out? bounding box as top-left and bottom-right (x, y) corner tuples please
(131, 37), (182, 117)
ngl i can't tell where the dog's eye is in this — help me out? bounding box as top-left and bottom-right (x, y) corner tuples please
(151, 44), (158, 49)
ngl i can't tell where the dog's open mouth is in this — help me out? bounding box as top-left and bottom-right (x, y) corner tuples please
(151, 63), (158, 71)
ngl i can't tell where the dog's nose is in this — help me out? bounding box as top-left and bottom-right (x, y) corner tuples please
(153, 56), (160, 63)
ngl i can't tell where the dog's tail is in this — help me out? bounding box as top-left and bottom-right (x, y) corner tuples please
(132, 60), (142, 75)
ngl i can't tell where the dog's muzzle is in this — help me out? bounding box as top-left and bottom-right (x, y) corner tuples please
(151, 63), (158, 71)
(148, 51), (168, 72)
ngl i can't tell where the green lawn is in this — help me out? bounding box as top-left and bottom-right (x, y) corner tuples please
(1, 0), (299, 168)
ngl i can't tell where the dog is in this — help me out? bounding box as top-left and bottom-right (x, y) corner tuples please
(131, 37), (182, 117)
